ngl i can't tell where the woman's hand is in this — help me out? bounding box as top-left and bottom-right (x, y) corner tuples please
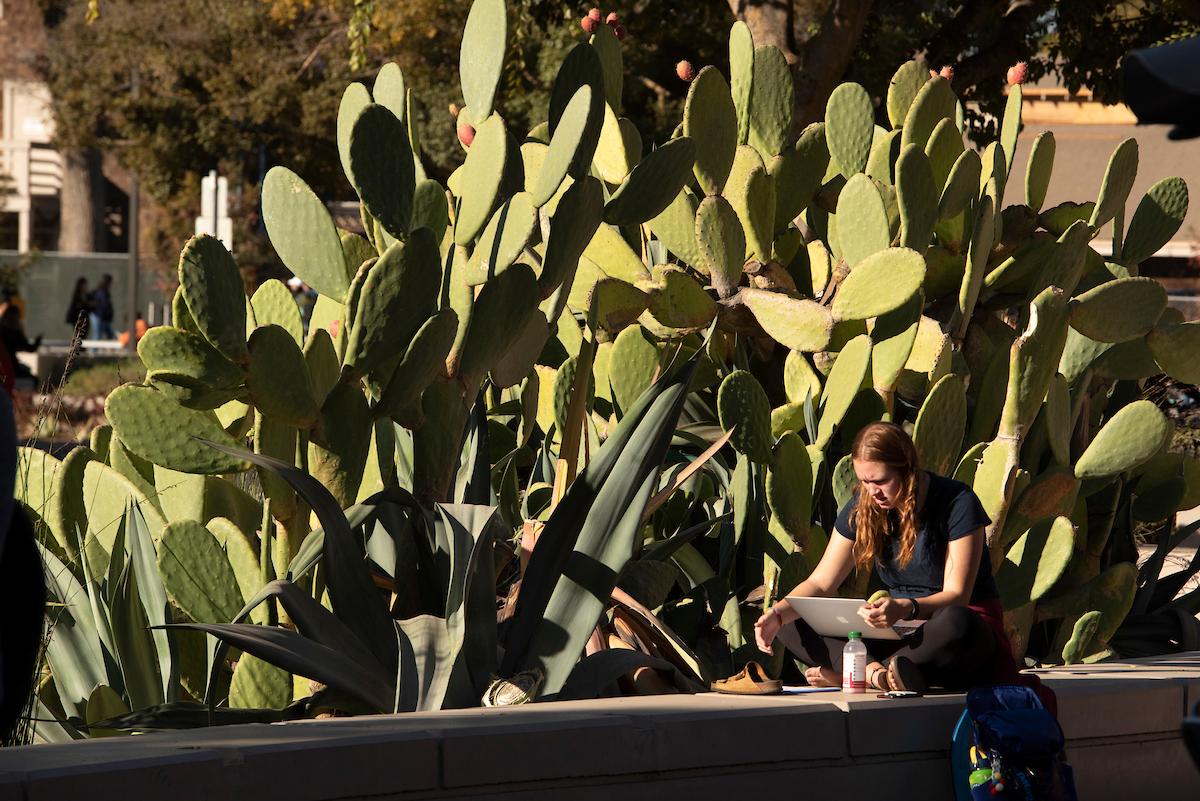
(857, 597), (908, 629)
(754, 609), (782, 655)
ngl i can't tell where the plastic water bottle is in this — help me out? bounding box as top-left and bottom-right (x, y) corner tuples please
(842, 632), (867, 693)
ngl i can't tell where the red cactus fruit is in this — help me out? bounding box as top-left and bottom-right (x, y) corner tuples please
(614, 24), (626, 41)
(588, 8), (602, 21)
(677, 60), (696, 82)
(1007, 62), (1029, 86)
(458, 123), (476, 147)
(939, 66), (954, 82)
(606, 12), (619, 25)
(581, 16), (598, 33)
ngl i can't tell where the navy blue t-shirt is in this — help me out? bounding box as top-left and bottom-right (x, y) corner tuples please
(834, 472), (998, 603)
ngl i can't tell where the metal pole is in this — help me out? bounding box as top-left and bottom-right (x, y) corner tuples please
(127, 63), (140, 355)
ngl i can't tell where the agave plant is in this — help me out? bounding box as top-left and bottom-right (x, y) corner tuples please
(24, 0), (1200, 738)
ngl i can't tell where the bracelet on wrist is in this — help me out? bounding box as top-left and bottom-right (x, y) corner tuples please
(907, 598), (920, 620)
(769, 606), (783, 623)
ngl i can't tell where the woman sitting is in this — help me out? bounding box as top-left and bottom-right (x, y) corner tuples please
(754, 421), (1031, 698)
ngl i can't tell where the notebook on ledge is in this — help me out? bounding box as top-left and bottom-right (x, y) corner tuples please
(783, 596), (923, 641)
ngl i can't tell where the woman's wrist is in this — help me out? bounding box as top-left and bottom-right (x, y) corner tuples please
(907, 598), (921, 620)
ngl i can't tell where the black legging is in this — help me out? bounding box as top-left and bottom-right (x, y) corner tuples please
(784, 605), (997, 690)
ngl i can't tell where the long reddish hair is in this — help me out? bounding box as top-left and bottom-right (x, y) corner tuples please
(849, 422), (922, 571)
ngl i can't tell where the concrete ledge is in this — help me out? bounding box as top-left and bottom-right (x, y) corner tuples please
(2, 654), (1199, 800)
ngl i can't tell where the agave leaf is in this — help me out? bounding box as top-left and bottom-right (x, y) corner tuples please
(40, 543), (107, 722)
(197, 440), (398, 676)
(124, 503), (179, 703)
(91, 700), (285, 731)
(165, 621), (393, 713)
(434, 504), (499, 707)
(396, 615), (454, 712)
(500, 346), (702, 696)
(109, 535), (164, 712)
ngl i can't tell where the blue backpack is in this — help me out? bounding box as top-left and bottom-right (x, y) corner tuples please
(951, 685), (1077, 801)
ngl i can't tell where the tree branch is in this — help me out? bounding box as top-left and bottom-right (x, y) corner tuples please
(790, 0), (874, 129)
(948, 2), (1050, 94)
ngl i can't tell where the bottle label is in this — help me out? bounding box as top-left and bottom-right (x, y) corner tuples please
(843, 653), (866, 693)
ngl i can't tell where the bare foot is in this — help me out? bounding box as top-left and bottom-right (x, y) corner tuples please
(804, 666), (840, 687)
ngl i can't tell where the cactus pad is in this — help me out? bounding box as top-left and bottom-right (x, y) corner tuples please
(588, 278), (649, 333)
(607, 324), (659, 416)
(464, 192), (537, 285)
(835, 174), (890, 269)
(590, 22), (622, 113)
(924, 118), (964, 194)
(896, 144), (939, 252)
(595, 106), (641, 185)
(533, 85), (591, 208)
(825, 82), (874, 178)
(410, 179), (450, 244)
(604, 137), (697, 227)
(459, 0), (506, 124)
(1068, 276), (1166, 343)
(902, 76), (955, 152)
(643, 266), (717, 330)
(1088, 138), (1138, 230)
(246, 324), (322, 430)
(310, 382), (373, 508)
(1025, 132), (1056, 213)
(833, 247), (925, 322)
(582, 222), (650, 284)
(459, 262), (542, 388)
(729, 21), (754, 144)
(766, 431), (812, 547)
(869, 293), (923, 395)
(648, 186), (703, 270)
(742, 289), (834, 352)
(250, 279), (304, 346)
(349, 104), (415, 240)
(912, 375), (966, 477)
(784, 350), (823, 406)
(748, 45), (794, 161)
(262, 167), (350, 303)
(454, 114), (508, 246)
(1146, 321), (1200, 383)
(1122, 177), (1189, 266)
(1062, 610), (1102, 665)
(178, 235), (249, 365)
(490, 310), (548, 389)
(770, 123), (830, 233)
(995, 516), (1076, 610)
(540, 176), (604, 301)
(726, 148), (775, 262)
(107, 386), (251, 474)
(695, 195), (746, 298)
(376, 308), (459, 419)
(684, 66), (737, 195)
(866, 129), (903, 186)
(718, 370), (774, 464)
(137, 326), (244, 391)
(886, 61), (931, 129)
(815, 334), (872, 450)
(158, 519), (245, 624)
(548, 43), (605, 181)
(344, 228), (441, 379)
(938, 148), (981, 224)
(1075, 399), (1168, 479)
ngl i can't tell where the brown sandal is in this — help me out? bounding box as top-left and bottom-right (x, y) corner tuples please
(711, 661), (783, 695)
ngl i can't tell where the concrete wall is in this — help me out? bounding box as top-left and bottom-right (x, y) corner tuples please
(0, 250), (168, 343)
(0, 655), (1197, 800)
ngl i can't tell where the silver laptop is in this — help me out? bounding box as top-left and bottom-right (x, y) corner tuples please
(784, 596), (923, 641)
